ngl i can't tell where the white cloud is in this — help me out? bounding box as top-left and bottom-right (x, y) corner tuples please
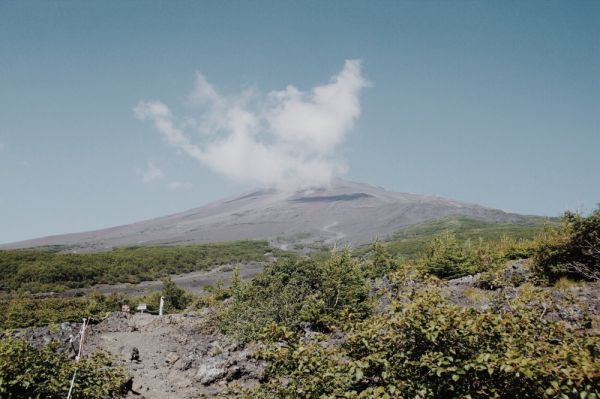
(0, 142), (5, 151)
(135, 161), (164, 182)
(168, 181), (193, 190)
(134, 59), (368, 190)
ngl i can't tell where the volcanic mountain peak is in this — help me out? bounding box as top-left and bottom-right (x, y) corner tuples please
(2, 180), (523, 251)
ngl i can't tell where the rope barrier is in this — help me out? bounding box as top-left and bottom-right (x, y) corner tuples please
(66, 318), (88, 399)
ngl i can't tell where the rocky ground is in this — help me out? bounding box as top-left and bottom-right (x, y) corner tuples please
(8, 312), (263, 398)
(443, 260), (600, 333)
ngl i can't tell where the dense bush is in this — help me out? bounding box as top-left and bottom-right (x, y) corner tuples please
(217, 251), (370, 341)
(533, 210), (600, 282)
(0, 339), (125, 398)
(0, 292), (134, 329)
(417, 233), (537, 280)
(419, 235), (496, 279)
(235, 289), (599, 398)
(0, 240), (273, 293)
(0, 296), (89, 329)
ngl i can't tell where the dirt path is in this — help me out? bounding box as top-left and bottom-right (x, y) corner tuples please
(91, 316), (197, 398)
(85, 313), (262, 398)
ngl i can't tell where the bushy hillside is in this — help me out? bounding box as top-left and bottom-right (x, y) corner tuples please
(208, 211), (599, 398)
(379, 215), (554, 259)
(0, 240), (273, 293)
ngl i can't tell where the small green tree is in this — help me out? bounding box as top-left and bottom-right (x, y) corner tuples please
(231, 265), (242, 298)
(365, 241), (395, 277)
(153, 277), (192, 313)
(533, 210), (600, 282)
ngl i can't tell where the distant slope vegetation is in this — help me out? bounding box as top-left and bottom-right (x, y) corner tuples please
(376, 215), (555, 259)
(0, 216), (552, 295)
(0, 240), (273, 293)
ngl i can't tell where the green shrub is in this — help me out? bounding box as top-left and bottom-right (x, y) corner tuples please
(533, 210), (600, 282)
(0, 281), (198, 329)
(0, 292), (135, 329)
(419, 234), (495, 278)
(0, 297), (92, 329)
(218, 250), (370, 341)
(0, 339), (125, 398)
(417, 232), (539, 280)
(237, 289), (600, 398)
(363, 241), (396, 278)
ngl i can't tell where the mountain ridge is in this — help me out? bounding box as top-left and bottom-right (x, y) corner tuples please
(1, 180), (526, 251)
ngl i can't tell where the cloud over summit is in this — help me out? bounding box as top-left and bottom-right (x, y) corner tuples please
(134, 60), (368, 190)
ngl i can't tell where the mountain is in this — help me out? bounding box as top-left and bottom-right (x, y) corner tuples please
(2, 180), (525, 251)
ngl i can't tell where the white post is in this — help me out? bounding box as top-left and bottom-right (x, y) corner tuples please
(67, 318), (88, 399)
(75, 318), (87, 362)
(159, 296), (164, 316)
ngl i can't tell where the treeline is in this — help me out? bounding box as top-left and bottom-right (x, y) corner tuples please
(0, 240), (273, 293)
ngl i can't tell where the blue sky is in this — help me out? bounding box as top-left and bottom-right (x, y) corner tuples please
(1, 1), (599, 244)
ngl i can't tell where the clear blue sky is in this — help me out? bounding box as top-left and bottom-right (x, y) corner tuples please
(1, 1), (599, 244)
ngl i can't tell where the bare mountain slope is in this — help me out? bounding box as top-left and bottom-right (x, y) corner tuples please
(3, 180), (524, 251)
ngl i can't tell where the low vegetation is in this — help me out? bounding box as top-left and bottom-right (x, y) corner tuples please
(235, 287), (599, 398)
(532, 210), (600, 282)
(216, 251), (370, 341)
(0, 277), (194, 329)
(216, 211), (599, 398)
(416, 233), (535, 279)
(379, 215), (552, 259)
(0, 339), (125, 398)
(0, 240), (272, 293)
